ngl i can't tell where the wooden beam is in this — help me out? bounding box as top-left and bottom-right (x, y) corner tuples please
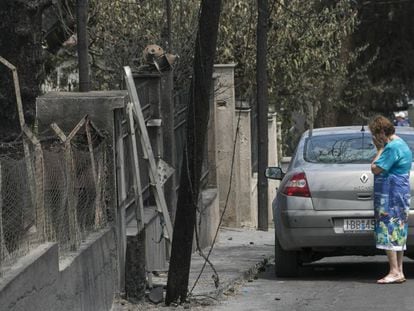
(86, 119), (103, 229)
(50, 122), (81, 250)
(0, 57), (36, 211)
(67, 115), (88, 141)
(114, 109), (127, 292)
(126, 103), (145, 233)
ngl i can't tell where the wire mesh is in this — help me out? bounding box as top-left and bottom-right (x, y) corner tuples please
(0, 123), (111, 275)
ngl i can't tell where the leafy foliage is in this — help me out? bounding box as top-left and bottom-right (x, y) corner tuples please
(44, 0), (370, 133)
(216, 0), (367, 128)
(268, 1), (358, 119)
(46, 0), (200, 92)
(353, 0), (414, 112)
(5, 0), (414, 136)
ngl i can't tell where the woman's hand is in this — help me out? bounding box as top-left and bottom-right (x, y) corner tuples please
(372, 135), (385, 150)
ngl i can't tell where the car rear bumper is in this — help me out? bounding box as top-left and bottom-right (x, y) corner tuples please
(275, 209), (414, 251)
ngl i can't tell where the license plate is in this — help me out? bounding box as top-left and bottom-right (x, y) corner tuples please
(343, 218), (375, 232)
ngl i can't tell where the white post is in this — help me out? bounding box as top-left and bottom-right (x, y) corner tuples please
(267, 112), (279, 228)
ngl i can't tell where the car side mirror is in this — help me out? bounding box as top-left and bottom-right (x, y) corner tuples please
(265, 167), (285, 180)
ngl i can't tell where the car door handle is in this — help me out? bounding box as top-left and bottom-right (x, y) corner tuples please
(357, 193), (372, 200)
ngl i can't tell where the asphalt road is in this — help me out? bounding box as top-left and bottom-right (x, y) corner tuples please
(210, 256), (414, 311)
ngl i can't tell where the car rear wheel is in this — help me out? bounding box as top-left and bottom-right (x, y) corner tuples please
(274, 232), (301, 277)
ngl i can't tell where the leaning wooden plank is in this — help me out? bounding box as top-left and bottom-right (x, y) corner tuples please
(114, 109), (127, 292)
(50, 123), (67, 141)
(0, 57), (25, 126)
(86, 118), (106, 139)
(67, 115), (88, 141)
(64, 143), (79, 251)
(126, 103), (145, 233)
(94, 154), (104, 229)
(123, 66), (173, 241)
(85, 119), (98, 183)
(23, 125), (48, 240)
(33, 139), (48, 240)
(85, 119), (103, 228)
(0, 57), (36, 210)
(50, 122), (82, 250)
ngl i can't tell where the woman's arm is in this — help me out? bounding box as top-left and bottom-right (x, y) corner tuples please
(371, 148), (384, 175)
(371, 135), (384, 175)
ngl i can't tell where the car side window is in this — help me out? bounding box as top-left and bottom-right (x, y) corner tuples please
(398, 134), (414, 160)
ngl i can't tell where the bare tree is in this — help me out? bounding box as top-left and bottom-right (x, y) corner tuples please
(165, 0), (222, 304)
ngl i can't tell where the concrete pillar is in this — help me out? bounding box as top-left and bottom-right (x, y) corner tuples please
(214, 64), (240, 227)
(236, 100), (255, 228)
(268, 112), (279, 227)
(208, 75), (219, 188)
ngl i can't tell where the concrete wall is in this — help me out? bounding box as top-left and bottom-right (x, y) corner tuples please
(0, 228), (118, 311)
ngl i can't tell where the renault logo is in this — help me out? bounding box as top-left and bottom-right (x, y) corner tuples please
(360, 173), (369, 184)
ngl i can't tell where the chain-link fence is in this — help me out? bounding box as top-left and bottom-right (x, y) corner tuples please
(0, 119), (111, 275)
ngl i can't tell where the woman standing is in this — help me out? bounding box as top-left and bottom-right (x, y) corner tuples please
(369, 115), (412, 284)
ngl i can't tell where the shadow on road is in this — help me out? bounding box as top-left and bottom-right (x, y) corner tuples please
(260, 257), (414, 283)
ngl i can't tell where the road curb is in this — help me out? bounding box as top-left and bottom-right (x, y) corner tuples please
(190, 252), (275, 299)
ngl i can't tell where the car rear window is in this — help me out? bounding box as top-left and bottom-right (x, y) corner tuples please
(304, 133), (414, 164)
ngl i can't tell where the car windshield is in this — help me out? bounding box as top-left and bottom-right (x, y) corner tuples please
(304, 133), (414, 164)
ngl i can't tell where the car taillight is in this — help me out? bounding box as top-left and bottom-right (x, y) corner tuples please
(282, 172), (311, 197)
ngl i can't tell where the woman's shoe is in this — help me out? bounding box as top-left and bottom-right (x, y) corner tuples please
(377, 275), (406, 284)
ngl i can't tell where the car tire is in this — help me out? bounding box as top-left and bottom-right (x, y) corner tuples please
(274, 232), (300, 277)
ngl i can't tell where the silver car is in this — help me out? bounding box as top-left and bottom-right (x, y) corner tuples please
(266, 125), (414, 277)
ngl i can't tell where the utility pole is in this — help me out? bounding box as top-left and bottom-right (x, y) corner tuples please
(76, 0), (90, 92)
(165, 0), (222, 304)
(257, 0), (269, 231)
(161, 0), (177, 221)
(165, 0), (172, 52)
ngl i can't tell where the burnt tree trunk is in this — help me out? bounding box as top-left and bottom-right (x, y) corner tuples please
(257, 0), (269, 230)
(165, 0), (222, 305)
(0, 0), (51, 139)
(76, 0), (90, 92)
